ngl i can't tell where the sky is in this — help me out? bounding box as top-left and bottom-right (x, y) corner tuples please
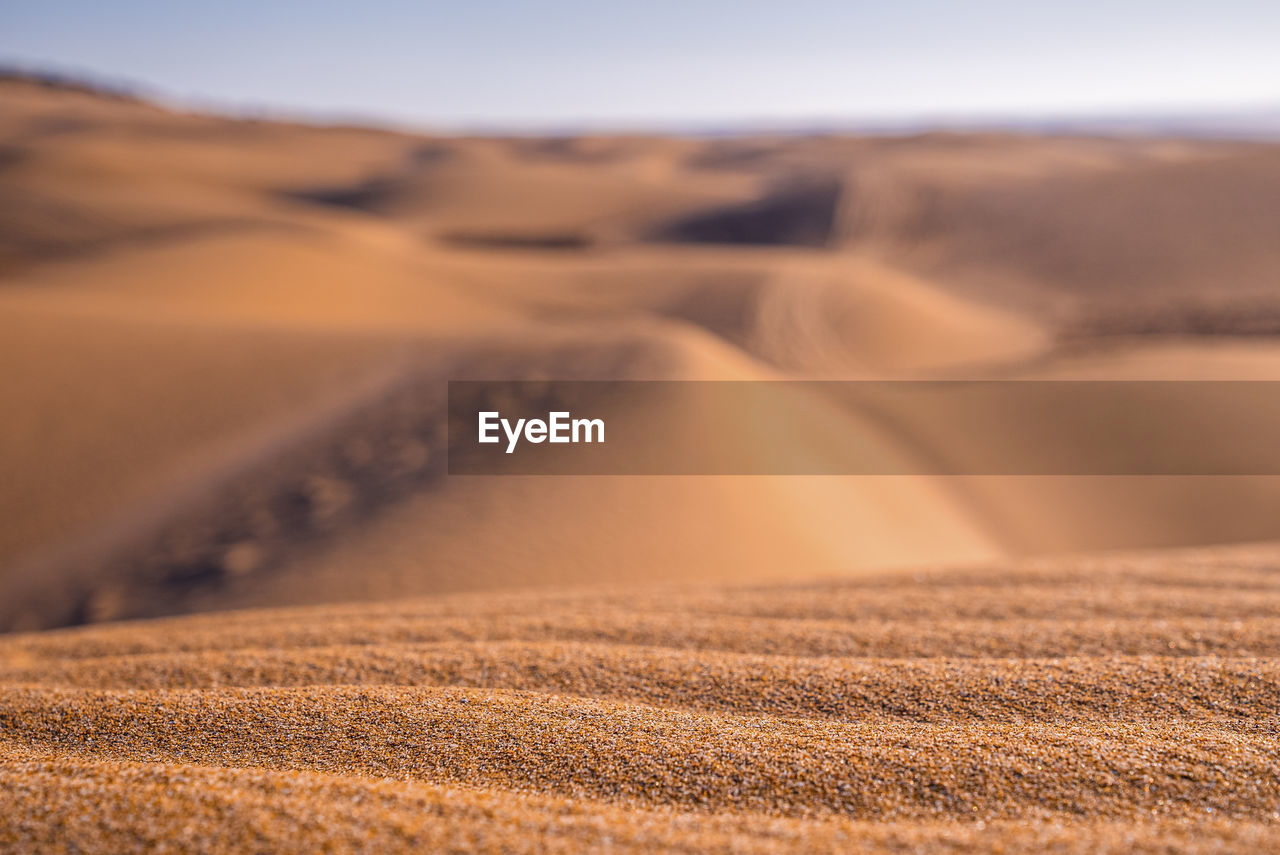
(2, 1), (1278, 130)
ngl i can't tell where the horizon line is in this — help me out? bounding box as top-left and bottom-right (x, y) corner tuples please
(4, 59), (1279, 141)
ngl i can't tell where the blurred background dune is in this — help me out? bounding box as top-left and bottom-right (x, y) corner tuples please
(3, 71), (1280, 629)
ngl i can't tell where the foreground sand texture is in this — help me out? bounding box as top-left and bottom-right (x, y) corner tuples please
(4, 544), (1280, 851)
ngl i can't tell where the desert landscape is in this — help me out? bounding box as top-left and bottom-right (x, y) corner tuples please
(3, 71), (1280, 851)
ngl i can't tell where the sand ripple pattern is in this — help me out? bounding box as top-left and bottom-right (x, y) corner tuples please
(3, 546), (1280, 852)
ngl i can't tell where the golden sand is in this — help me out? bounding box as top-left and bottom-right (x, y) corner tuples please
(3, 545), (1279, 851)
(9, 74), (1280, 635)
(6, 75), (1280, 852)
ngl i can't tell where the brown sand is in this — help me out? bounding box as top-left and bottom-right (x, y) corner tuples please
(5, 75), (1280, 850)
(8, 75), (1280, 629)
(4, 543), (1280, 851)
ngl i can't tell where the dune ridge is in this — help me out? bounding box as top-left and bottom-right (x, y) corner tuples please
(8, 77), (1280, 630)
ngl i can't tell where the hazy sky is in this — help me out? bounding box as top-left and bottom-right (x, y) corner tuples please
(2, 1), (1278, 128)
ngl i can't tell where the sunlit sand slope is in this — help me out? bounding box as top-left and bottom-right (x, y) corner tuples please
(6, 73), (1280, 637)
(3, 542), (1280, 852)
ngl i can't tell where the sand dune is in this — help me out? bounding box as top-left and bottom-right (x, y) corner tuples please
(5, 73), (1280, 851)
(4, 544), (1280, 850)
(7, 76), (1280, 629)
(10, 761), (1276, 854)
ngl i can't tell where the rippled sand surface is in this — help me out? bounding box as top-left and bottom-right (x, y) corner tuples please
(5, 544), (1280, 852)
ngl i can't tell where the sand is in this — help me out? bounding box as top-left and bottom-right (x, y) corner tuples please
(8, 75), (1280, 627)
(5, 73), (1280, 851)
(4, 544), (1280, 851)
